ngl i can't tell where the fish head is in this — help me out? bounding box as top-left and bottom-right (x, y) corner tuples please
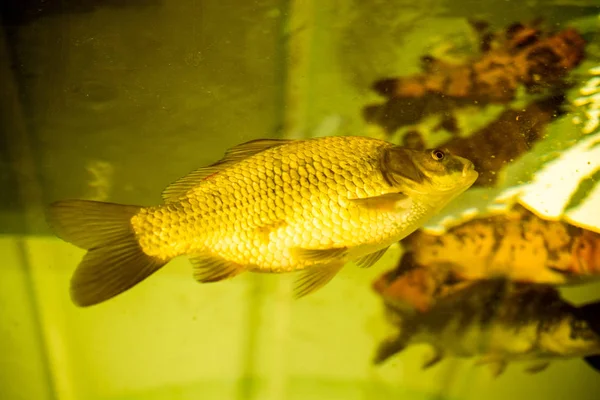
(561, 301), (600, 356)
(539, 312), (600, 357)
(381, 146), (479, 198)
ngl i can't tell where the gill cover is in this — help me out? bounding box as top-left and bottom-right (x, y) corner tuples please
(380, 147), (426, 186)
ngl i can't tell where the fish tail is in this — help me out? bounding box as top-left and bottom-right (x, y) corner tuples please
(577, 300), (600, 373)
(47, 199), (168, 307)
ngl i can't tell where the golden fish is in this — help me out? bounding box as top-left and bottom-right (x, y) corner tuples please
(47, 135), (478, 307)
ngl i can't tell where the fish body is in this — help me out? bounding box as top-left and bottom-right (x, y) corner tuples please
(48, 135), (478, 307)
(374, 278), (600, 376)
(403, 205), (600, 285)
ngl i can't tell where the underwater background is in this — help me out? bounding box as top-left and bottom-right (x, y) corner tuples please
(1, 1), (600, 399)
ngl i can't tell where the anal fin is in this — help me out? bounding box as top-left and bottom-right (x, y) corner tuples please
(355, 247), (389, 268)
(190, 254), (245, 283)
(293, 262), (344, 298)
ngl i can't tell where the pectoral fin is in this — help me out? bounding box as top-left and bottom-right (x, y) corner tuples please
(350, 193), (412, 212)
(190, 254), (245, 282)
(354, 247), (389, 268)
(293, 262), (344, 298)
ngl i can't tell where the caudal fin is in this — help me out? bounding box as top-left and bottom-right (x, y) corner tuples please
(47, 200), (168, 307)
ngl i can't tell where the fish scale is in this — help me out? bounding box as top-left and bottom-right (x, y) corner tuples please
(132, 137), (393, 269)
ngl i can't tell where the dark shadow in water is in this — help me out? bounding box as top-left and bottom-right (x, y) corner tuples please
(1, 0), (162, 26)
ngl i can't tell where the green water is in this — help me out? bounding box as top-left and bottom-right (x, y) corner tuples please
(1, 1), (600, 399)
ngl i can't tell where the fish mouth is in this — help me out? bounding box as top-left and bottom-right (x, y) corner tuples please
(460, 162), (479, 189)
(462, 162), (474, 176)
(462, 162), (478, 179)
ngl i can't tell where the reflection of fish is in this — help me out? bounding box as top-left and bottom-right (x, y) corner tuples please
(47, 136), (478, 307)
(363, 23), (585, 134)
(373, 278), (600, 377)
(403, 205), (600, 286)
(371, 253), (449, 314)
(371, 25), (585, 103)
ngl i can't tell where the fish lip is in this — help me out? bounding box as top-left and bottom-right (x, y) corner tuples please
(461, 163), (479, 189)
(462, 162), (475, 178)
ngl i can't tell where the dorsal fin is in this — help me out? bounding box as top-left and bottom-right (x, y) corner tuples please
(222, 138), (294, 158)
(161, 138), (295, 203)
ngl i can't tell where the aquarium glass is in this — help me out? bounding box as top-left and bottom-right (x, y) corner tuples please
(1, 1), (600, 400)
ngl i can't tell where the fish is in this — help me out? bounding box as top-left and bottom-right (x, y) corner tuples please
(46, 135), (478, 307)
(372, 278), (600, 377)
(402, 204), (600, 286)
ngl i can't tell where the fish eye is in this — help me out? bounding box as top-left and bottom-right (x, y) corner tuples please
(431, 149), (445, 161)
